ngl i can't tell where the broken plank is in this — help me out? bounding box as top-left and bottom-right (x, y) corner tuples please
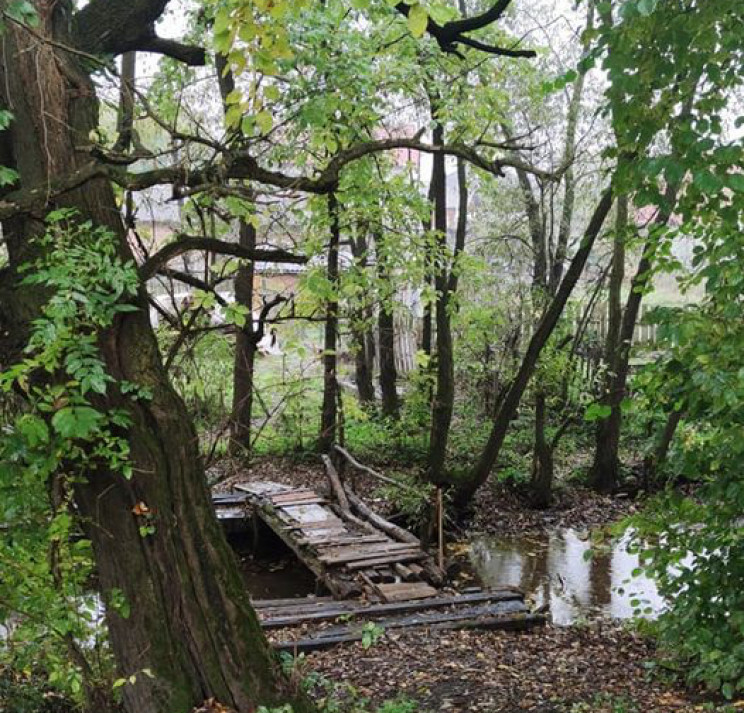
(345, 552), (426, 570)
(373, 582), (438, 602)
(259, 589), (525, 628)
(253, 596), (335, 609)
(318, 544), (420, 566)
(287, 519), (345, 530)
(274, 498), (327, 507)
(309, 535), (389, 548)
(273, 611), (546, 653)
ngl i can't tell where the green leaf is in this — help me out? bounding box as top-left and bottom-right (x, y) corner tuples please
(636, 0), (658, 15)
(255, 110), (274, 135)
(407, 3), (428, 38)
(726, 173), (744, 193)
(51, 406), (102, 439)
(584, 403), (612, 422)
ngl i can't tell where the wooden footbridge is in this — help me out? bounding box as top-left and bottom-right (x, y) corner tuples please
(212, 454), (546, 650)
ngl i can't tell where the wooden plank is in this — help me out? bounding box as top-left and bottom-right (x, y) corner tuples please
(287, 519), (345, 530)
(273, 610), (546, 653)
(272, 489), (318, 501)
(345, 552), (427, 570)
(259, 589), (525, 628)
(318, 544), (420, 566)
(303, 535), (389, 548)
(274, 497), (326, 508)
(318, 541), (418, 560)
(253, 596), (335, 609)
(373, 582), (438, 602)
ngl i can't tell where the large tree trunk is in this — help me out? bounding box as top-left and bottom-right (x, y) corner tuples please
(0, 9), (312, 713)
(319, 193), (340, 450)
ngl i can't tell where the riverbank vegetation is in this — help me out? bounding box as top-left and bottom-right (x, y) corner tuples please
(0, 0), (742, 711)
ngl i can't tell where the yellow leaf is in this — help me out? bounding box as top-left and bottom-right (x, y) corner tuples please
(256, 110), (273, 134)
(407, 3), (428, 38)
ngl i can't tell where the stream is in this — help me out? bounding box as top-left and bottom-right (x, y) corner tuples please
(470, 528), (665, 625)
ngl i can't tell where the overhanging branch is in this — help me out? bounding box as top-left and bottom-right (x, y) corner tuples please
(395, 0), (536, 58)
(139, 236), (308, 280)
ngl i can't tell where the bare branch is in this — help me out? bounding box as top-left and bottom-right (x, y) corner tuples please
(139, 236), (308, 280)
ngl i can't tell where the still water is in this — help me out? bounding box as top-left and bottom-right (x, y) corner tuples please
(470, 528), (666, 625)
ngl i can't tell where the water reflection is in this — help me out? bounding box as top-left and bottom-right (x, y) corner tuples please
(470, 529), (665, 625)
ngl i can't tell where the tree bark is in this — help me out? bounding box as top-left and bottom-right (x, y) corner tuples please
(375, 231), (399, 419)
(590, 197), (627, 492)
(0, 7), (312, 713)
(215, 54), (260, 456)
(230, 220), (258, 454)
(529, 390), (553, 509)
(349, 233), (376, 407)
(427, 120), (455, 484)
(319, 192), (340, 451)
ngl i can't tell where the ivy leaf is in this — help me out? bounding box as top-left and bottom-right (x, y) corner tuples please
(407, 3), (429, 38)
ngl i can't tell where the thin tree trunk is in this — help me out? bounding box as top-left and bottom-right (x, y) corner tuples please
(529, 390), (553, 508)
(549, 0), (593, 292)
(230, 220), (257, 453)
(427, 120), (454, 483)
(375, 231), (399, 418)
(645, 408), (683, 481)
(455, 189), (614, 508)
(319, 192), (340, 450)
(0, 10), (313, 713)
(349, 233), (376, 406)
(590, 184), (678, 493)
(421, 173), (436, 356)
(215, 55), (258, 455)
(590, 197), (627, 492)
(113, 52), (136, 153)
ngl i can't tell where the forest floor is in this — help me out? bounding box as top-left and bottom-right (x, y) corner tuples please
(305, 623), (734, 712)
(210, 456), (735, 713)
(210, 455), (641, 536)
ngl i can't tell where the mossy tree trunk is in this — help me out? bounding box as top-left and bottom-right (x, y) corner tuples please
(0, 5), (313, 713)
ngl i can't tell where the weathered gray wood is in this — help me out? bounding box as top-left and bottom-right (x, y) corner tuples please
(273, 608), (546, 653)
(258, 589), (523, 626)
(322, 454), (351, 512)
(346, 552), (426, 569)
(318, 543), (420, 566)
(372, 582), (438, 602)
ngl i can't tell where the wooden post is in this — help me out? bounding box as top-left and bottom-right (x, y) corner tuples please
(437, 486), (444, 572)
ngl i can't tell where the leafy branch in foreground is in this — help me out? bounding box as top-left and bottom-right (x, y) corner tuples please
(0, 209), (147, 709)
